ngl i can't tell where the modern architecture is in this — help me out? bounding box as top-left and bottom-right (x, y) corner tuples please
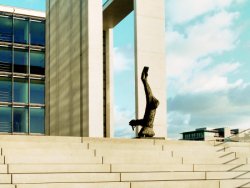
(0, 5), (45, 134)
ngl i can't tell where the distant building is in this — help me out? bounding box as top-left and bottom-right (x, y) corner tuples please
(181, 127), (243, 141)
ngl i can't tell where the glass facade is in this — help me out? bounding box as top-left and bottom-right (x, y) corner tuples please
(0, 13), (45, 134)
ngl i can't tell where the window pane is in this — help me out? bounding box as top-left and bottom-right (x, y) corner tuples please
(30, 108), (44, 134)
(13, 107), (28, 133)
(0, 47), (12, 72)
(0, 16), (12, 42)
(14, 48), (28, 73)
(30, 21), (45, 46)
(0, 77), (12, 102)
(0, 106), (12, 133)
(30, 51), (45, 75)
(30, 80), (44, 104)
(14, 18), (28, 44)
(14, 78), (28, 103)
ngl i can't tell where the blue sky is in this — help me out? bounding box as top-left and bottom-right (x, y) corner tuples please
(2, 0), (250, 139)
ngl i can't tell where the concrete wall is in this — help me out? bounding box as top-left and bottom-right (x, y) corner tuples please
(134, 0), (167, 137)
(46, 0), (103, 137)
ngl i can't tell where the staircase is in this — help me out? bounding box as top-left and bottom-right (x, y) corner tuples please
(0, 135), (249, 188)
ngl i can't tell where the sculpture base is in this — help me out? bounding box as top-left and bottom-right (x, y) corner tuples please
(133, 137), (166, 140)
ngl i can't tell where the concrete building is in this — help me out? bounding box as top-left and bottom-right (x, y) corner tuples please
(0, 5), (45, 134)
(46, 0), (167, 137)
(181, 127), (244, 141)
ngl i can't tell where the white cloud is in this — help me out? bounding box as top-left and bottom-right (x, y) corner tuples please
(166, 0), (244, 24)
(167, 11), (241, 93)
(113, 45), (134, 73)
(114, 106), (135, 138)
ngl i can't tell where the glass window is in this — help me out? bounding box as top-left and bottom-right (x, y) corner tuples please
(13, 107), (28, 133)
(14, 18), (28, 44)
(30, 80), (45, 104)
(0, 16), (12, 42)
(0, 47), (12, 72)
(14, 78), (28, 103)
(0, 106), (12, 133)
(30, 108), (44, 134)
(30, 21), (45, 46)
(14, 48), (28, 73)
(0, 77), (12, 102)
(30, 51), (45, 75)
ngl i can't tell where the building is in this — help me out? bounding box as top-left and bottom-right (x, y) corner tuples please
(0, 5), (45, 134)
(46, 0), (167, 137)
(181, 127), (244, 141)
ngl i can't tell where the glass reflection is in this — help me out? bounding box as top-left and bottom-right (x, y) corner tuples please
(14, 18), (28, 44)
(30, 80), (45, 104)
(0, 16), (12, 42)
(30, 21), (45, 46)
(30, 51), (45, 75)
(30, 108), (44, 134)
(13, 107), (28, 133)
(0, 106), (12, 133)
(14, 48), (28, 73)
(0, 77), (12, 102)
(14, 78), (28, 103)
(0, 47), (12, 72)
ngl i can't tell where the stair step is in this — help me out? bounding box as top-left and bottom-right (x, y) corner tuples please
(103, 155), (181, 164)
(121, 172), (205, 181)
(194, 164), (250, 171)
(16, 182), (130, 188)
(9, 164), (110, 173)
(5, 154), (102, 164)
(0, 174), (11, 183)
(0, 165), (7, 173)
(131, 180), (219, 188)
(207, 171), (250, 179)
(0, 185), (14, 188)
(111, 164), (193, 172)
(12, 173), (120, 184)
(220, 179), (250, 188)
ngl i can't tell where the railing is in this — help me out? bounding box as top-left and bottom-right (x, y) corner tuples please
(224, 128), (250, 142)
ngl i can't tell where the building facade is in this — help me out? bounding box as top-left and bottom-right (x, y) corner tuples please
(46, 0), (167, 138)
(0, 5), (45, 134)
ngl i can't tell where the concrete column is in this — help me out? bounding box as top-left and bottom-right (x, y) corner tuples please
(134, 0), (167, 137)
(46, 0), (103, 137)
(104, 29), (114, 137)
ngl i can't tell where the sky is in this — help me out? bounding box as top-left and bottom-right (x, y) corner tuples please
(2, 0), (250, 139)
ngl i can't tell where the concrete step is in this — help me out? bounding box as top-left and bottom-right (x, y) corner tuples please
(103, 155), (181, 164)
(220, 179), (250, 188)
(121, 172), (205, 181)
(16, 182), (130, 188)
(131, 180), (219, 188)
(111, 164), (193, 172)
(0, 142), (88, 150)
(0, 185), (14, 188)
(0, 174), (11, 183)
(182, 153), (237, 164)
(5, 154), (102, 164)
(2, 148), (94, 156)
(96, 149), (171, 158)
(0, 165), (7, 173)
(0, 135), (82, 143)
(194, 164), (250, 172)
(9, 164), (110, 173)
(12, 173), (120, 184)
(206, 171), (250, 179)
(0, 156), (4, 164)
(88, 143), (162, 150)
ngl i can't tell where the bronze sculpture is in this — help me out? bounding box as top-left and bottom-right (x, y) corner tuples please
(129, 67), (159, 137)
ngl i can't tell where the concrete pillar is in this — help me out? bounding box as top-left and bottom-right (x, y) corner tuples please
(104, 29), (114, 138)
(46, 0), (103, 137)
(134, 0), (167, 137)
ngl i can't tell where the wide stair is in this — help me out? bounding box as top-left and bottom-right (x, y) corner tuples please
(0, 135), (249, 188)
